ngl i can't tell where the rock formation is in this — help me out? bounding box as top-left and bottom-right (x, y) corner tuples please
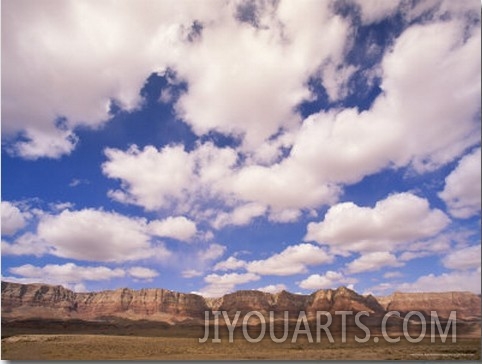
(1, 281), (480, 324)
(378, 291), (481, 320)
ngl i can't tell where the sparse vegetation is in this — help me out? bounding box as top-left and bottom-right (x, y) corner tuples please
(2, 334), (480, 360)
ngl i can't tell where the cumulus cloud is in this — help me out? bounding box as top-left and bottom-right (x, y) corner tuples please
(257, 284), (287, 294)
(1, 0), (218, 159)
(165, 243), (227, 279)
(276, 17), (481, 188)
(102, 16), (480, 229)
(2, 0), (352, 159)
(102, 140), (340, 226)
(213, 203), (267, 229)
(127, 267), (159, 281)
(213, 243), (335, 278)
(305, 193), (450, 254)
(103, 145), (195, 211)
(103, 142), (238, 214)
(383, 271), (403, 279)
(8, 128), (79, 160)
(1, 233), (49, 257)
(197, 243), (226, 263)
(246, 243), (333, 276)
(198, 272), (260, 297)
(2, 208), (174, 263)
(298, 271), (357, 290)
(439, 148), (481, 218)
(351, 0), (402, 24)
(443, 245), (481, 271)
(1, 201), (28, 235)
(98, 12), (480, 231)
(230, 161), (342, 211)
(181, 269), (203, 278)
(3, 0), (480, 296)
(378, 19), (480, 172)
(4, 256), (160, 288)
(37, 209), (157, 262)
(396, 269), (481, 294)
(398, 235), (452, 262)
(5, 262), (125, 291)
(173, 0), (350, 152)
(149, 216), (197, 242)
(346, 252), (403, 274)
(213, 256), (247, 271)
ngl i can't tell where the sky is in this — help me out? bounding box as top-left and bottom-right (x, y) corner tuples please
(1, 0), (481, 297)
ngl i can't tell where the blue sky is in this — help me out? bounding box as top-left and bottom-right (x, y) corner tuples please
(1, 0), (481, 296)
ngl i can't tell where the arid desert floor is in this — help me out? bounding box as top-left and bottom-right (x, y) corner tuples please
(2, 333), (481, 360)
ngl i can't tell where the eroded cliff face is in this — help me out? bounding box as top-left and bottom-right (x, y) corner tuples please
(308, 286), (385, 314)
(379, 291), (481, 320)
(1, 282), (208, 323)
(1, 281), (480, 323)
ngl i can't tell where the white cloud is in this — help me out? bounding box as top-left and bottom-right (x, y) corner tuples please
(398, 251), (432, 262)
(8, 128), (79, 160)
(181, 269), (203, 278)
(406, 236), (452, 254)
(213, 202), (267, 229)
(346, 252), (403, 274)
(2, 208), (174, 263)
(69, 178), (89, 187)
(102, 140), (334, 226)
(378, 20), (480, 172)
(198, 272), (260, 297)
(37, 209), (156, 262)
(213, 256), (247, 271)
(103, 145), (195, 211)
(163, 243), (227, 280)
(174, 0), (350, 152)
(4, 262), (159, 289)
(443, 245), (481, 271)
(1, 233), (48, 257)
(1, 0), (216, 159)
(8, 262), (125, 286)
(1, 201), (28, 235)
(299, 271), (357, 290)
(277, 17), (480, 188)
(3, 1), (481, 298)
(439, 148), (481, 218)
(230, 162), (342, 211)
(246, 243), (333, 276)
(257, 284), (287, 294)
(397, 235), (452, 262)
(320, 62), (358, 102)
(204, 272), (260, 286)
(383, 271), (403, 279)
(305, 193), (450, 254)
(235, 15), (480, 213)
(268, 208), (302, 223)
(396, 269), (481, 294)
(3, 0), (479, 208)
(103, 142), (240, 215)
(197, 243), (226, 263)
(50, 202), (75, 212)
(2, 0), (352, 159)
(149, 216), (197, 242)
(214, 243), (335, 278)
(99, 16), (480, 230)
(127, 267), (159, 281)
(351, 0), (401, 24)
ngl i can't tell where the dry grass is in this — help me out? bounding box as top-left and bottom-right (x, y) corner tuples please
(2, 334), (480, 360)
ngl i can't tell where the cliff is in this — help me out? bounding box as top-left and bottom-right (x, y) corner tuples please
(1, 281), (480, 324)
(378, 291), (481, 320)
(1, 282), (208, 323)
